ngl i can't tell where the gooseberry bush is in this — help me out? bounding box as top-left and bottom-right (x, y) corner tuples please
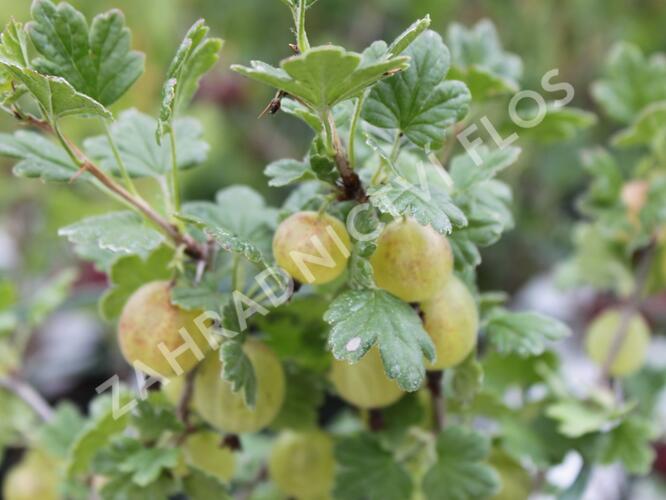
(0, 0), (664, 499)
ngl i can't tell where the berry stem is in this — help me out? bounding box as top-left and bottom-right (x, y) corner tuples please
(168, 128), (182, 213)
(347, 92), (367, 168)
(368, 408), (384, 431)
(176, 367), (198, 432)
(102, 118), (140, 198)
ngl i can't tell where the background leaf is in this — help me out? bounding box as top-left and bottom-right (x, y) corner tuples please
(59, 211), (165, 270)
(183, 185), (277, 258)
(99, 245), (174, 320)
(0, 130), (78, 182)
(591, 42), (666, 123)
(85, 109), (209, 178)
(38, 403), (85, 459)
(545, 395), (634, 438)
(270, 364), (324, 431)
(597, 416), (656, 475)
(67, 393), (132, 477)
(450, 146), (521, 191)
(334, 433), (413, 500)
(484, 308), (571, 357)
(422, 426), (499, 500)
(612, 101), (666, 147)
(183, 468), (231, 500)
(447, 19), (523, 99)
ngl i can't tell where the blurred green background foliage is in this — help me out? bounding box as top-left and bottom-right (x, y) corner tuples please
(1, 0), (665, 289)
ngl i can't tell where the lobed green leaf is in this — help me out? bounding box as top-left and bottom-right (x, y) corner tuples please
(183, 468), (231, 499)
(27, 0), (144, 106)
(363, 30), (471, 149)
(220, 339), (257, 408)
(325, 289), (435, 392)
(232, 45), (409, 111)
(422, 426), (499, 500)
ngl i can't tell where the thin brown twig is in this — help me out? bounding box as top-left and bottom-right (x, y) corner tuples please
(599, 244), (655, 381)
(0, 375), (54, 422)
(18, 116), (206, 260)
(82, 160), (205, 259)
(13, 109), (52, 133)
(176, 367), (198, 435)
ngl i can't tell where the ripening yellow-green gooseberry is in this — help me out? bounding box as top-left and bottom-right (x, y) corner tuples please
(3, 451), (59, 500)
(273, 211), (352, 285)
(330, 347), (404, 409)
(118, 281), (212, 378)
(194, 339), (286, 433)
(370, 218), (453, 303)
(489, 449), (531, 500)
(420, 275), (478, 370)
(585, 308), (650, 377)
(269, 430), (335, 499)
(182, 431), (236, 482)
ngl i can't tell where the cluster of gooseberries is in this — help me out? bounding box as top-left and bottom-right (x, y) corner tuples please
(274, 211), (480, 408)
(79, 210), (480, 498)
